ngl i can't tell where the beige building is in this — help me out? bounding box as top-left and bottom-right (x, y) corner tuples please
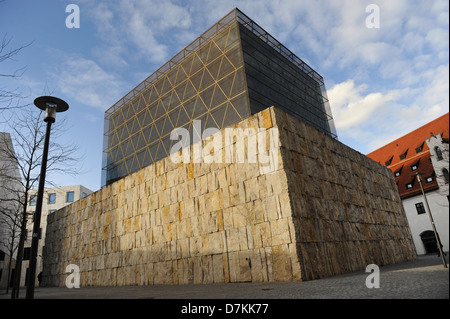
(1, 185), (92, 288)
(43, 107), (416, 287)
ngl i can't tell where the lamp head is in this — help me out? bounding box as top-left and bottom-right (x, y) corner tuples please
(34, 96), (69, 123)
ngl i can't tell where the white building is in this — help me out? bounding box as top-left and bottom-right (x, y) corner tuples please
(367, 113), (449, 256)
(0, 185), (93, 288)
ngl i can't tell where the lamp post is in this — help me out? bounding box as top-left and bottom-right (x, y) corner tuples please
(413, 172), (447, 268)
(25, 96), (69, 299)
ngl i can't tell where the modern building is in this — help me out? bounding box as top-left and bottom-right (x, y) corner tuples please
(367, 113), (449, 255)
(101, 8), (337, 187)
(0, 185), (92, 288)
(42, 9), (416, 287)
(0, 132), (23, 289)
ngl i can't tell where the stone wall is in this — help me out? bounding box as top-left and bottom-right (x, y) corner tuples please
(42, 107), (415, 287)
(272, 108), (416, 280)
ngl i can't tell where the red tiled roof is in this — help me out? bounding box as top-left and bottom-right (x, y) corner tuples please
(367, 113), (449, 199)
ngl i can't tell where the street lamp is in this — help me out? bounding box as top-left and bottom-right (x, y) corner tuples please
(413, 172), (448, 268)
(26, 96), (69, 299)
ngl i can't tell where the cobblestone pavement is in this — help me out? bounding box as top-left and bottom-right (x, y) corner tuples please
(1, 255), (448, 300)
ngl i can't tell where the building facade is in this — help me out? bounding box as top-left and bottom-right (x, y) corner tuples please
(0, 185), (92, 288)
(43, 107), (415, 287)
(0, 132), (23, 289)
(367, 113), (449, 255)
(101, 8), (337, 187)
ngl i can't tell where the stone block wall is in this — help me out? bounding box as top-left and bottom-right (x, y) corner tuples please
(271, 108), (416, 280)
(42, 107), (415, 287)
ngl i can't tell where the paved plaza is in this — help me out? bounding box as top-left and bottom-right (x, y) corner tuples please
(1, 254), (448, 300)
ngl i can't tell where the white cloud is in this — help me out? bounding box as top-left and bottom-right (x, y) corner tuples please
(328, 80), (399, 130)
(49, 56), (129, 110)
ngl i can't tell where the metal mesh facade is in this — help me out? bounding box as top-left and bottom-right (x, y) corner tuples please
(102, 8), (336, 186)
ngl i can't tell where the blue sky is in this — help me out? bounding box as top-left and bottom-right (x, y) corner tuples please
(0, 0), (448, 192)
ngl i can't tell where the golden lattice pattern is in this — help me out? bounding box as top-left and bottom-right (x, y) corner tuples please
(104, 22), (250, 183)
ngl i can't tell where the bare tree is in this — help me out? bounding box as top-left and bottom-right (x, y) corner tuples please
(0, 192), (22, 293)
(0, 107), (81, 298)
(0, 34), (33, 111)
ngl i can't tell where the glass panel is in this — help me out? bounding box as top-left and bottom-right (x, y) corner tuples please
(142, 87), (154, 105)
(130, 132), (140, 151)
(166, 67), (178, 87)
(210, 104), (227, 129)
(161, 136), (173, 156)
(148, 142), (159, 162)
(180, 55), (193, 75)
(184, 80), (197, 101)
(136, 148), (146, 168)
(154, 141), (166, 162)
(225, 24), (239, 51)
(182, 96), (196, 119)
(136, 132), (147, 151)
(222, 102), (241, 127)
(207, 42), (222, 64)
(206, 58), (221, 81)
(154, 101), (166, 120)
(125, 156), (135, 174)
(204, 113), (219, 131)
(225, 45), (243, 69)
(230, 93), (250, 118)
(197, 42), (211, 65)
(167, 91), (181, 112)
(161, 76), (173, 96)
(160, 115), (174, 138)
(213, 27), (229, 52)
(190, 69), (203, 92)
(141, 125), (152, 144)
(199, 68), (214, 91)
(168, 107), (181, 128)
(160, 93), (171, 113)
(154, 78), (164, 96)
(211, 84), (227, 109)
(230, 69), (246, 97)
(175, 67), (187, 86)
(190, 55), (204, 75)
(217, 70), (235, 97)
(218, 56), (236, 80)
(154, 118), (164, 138)
(199, 86), (214, 110)
(192, 96), (208, 119)
(174, 81), (187, 102)
(177, 106), (190, 127)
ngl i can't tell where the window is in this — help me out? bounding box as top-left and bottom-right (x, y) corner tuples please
(49, 209), (57, 214)
(406, 182), (414, 189)
(426, 176), (433, 183)
(385, 156), (393, 167)
(66, 191), (74, 203)
(415, 202), (426, 215)
(443, 168), (449, 184)
(29, 195), (36, 206)
(411, 163), (418, 171)
(394, 167), (403, 177)
(415, 143), (424, 154)
(435, 146), (443, 161)
(23, 247), (31, 260)
(48, 193), (56, 204)
(399, 149), (408, 160)
(82, 192), (87, 198)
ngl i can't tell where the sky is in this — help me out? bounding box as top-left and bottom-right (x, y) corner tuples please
(0, 0), (448, 192)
